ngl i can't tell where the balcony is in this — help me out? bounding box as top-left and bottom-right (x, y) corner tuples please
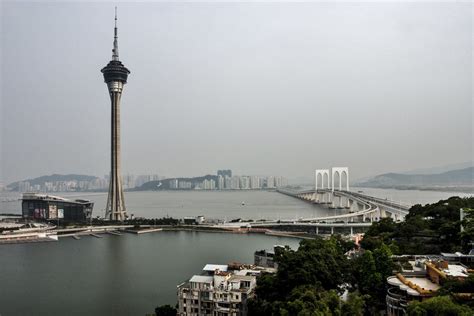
(386, 287), (408, 314)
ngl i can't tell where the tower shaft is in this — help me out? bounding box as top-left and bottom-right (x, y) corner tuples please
(105, 82), (126, 221)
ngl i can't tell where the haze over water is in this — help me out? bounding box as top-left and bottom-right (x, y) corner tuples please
(1, 189), (472, 220)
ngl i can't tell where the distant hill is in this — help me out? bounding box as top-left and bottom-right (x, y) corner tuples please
(400, 161), (473, 175)
(7, 174), (99, 191)
(355, 167), (474, 190)
(136, 175), (218, 191)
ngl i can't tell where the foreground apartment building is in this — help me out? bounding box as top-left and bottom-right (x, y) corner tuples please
(177, 263), (262, 316)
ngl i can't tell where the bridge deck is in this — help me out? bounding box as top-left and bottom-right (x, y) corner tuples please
(276, 188), (410, 224)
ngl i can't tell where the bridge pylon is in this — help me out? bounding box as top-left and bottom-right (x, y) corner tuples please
(331, 167), (349, 192)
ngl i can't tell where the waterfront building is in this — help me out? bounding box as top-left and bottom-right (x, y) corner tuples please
(240, 176), (250, 190)
(231, 176), (240, 190)
(250, 176), (260, 190)
(217, 175), (225, 190)
(274, 176), (282, 188)
(170, 179), (179, 189)
(90, 178), (108, 190)
(266, 176), (275, 189)
(179, 181), (193, 189)
(183, 215), (206, 225)
(201, 179), (216, 190)
(177, 263), (259, 316)
(21, 193), (93, 222)
(386, 257), (471, 316)
(123, 174), (136, 189)
(18, 181), (31, 193)
(224, 176), (232, 190)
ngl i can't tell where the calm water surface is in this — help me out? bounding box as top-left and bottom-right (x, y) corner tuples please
(0, 231), (300, 316)
(1, 190), (330, 220)
(1, 188), (472, 315)
(1, 189), (472, 219)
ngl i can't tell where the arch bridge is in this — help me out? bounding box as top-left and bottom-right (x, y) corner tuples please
(278, 167), (410, 224)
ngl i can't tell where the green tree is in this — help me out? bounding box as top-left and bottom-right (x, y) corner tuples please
(351, 244), (393, 313)
(341, 291), (365, 316)
(461, 208), (474, 252)
(275, 237), (350, 297)
(154, 304), (176, 316)
(407, 296), (473, 316)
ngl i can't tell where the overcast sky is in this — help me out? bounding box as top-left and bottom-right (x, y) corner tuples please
(1, 1), (472, 183)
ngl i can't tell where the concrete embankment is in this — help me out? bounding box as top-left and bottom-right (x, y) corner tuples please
(124, 228), (163, 234)
(0, 232), (58, 244)
(2, 224), (315, 244)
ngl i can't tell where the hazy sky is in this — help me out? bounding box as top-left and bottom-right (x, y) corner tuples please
(1, 1), (472, 183)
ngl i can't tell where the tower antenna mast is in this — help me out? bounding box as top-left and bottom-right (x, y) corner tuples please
(112, 6), (119, 61)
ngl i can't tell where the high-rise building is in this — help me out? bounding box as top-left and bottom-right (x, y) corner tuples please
(240, 176), (250, 190)
(178, 181), (192, 189)
(266, 176), (275, 188)
(224, 176), (232, 190)
(169, 179), (179, 189)
(275, 176), (283, 188)
(123, 174), (136, 189)
(202, 179), (216, 190)
(217, 175), (225, 190)
(231, 176), (240, 190)
(18, 181), (31, 193)
(250, 176), (260, 189)
(102, 9), (130, 221)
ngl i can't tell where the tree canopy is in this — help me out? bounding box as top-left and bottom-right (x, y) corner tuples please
(361, 197), (474, 254)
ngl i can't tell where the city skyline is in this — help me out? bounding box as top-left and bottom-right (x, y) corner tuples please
(1, 2), (472, 184)
(9, 171), (289, 192)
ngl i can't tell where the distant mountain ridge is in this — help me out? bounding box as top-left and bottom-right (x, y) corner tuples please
(7, 174), (99, 190)
(400, 161), (473, 175)
(355, 167), (473, 189)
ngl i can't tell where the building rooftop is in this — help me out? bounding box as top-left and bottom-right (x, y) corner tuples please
(189, 275), (214, 284)
(387, 275), (440, 297)
(426, 260), (469, 278)
(22, 193), (92, 205)
(445, 264), (469, 277)
(404, 277), (440, 292)
(441, 252), (474, 259)
(203, 264), (228, 272)
(229, 275), (254, 282)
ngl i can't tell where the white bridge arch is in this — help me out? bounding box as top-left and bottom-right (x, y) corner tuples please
(315, 167), (350, 192)
(331, 167), (349, 192)
(315, 169), (330, 190)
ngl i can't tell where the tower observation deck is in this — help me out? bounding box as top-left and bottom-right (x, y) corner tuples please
(101, 8), (130, 221)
